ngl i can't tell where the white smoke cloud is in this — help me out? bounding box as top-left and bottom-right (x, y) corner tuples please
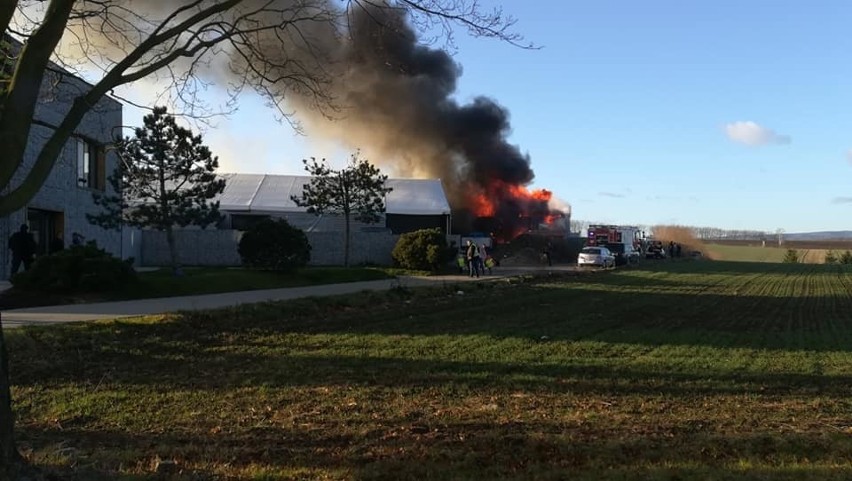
(548, 195), (571, 215)
(724, 121), (791, 146)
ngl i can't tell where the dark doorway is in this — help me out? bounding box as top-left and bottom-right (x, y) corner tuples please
(26, 208), (65, 255)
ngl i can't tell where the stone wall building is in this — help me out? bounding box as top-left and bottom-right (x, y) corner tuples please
(0, 50), (123, 279)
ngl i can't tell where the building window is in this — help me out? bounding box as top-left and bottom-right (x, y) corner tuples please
(76, 137), (106, 190)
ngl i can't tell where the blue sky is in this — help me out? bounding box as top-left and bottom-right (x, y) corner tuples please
(122, 0), (852, 233)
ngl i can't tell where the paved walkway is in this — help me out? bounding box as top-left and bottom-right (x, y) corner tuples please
(1, 266), (570, 329)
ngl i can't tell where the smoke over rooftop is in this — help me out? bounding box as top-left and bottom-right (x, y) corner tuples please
(61, 0), (563, 237)
(282, 3), (560, 237)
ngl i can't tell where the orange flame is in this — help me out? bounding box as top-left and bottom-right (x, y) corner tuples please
(466, 180), (562, 241)
(470, 181), (553, 219)
(543, 213), (562, 224)
(471, 193), (496, 217)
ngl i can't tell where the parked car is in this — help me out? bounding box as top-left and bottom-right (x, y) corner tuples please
(604, 243), (640, 266)
(577, 246), (615, 268)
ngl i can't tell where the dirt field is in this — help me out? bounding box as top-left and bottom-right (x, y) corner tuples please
(705, 240), (852, 264)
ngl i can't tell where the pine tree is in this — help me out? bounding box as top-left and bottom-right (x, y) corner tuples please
(88, 107), (225, 275)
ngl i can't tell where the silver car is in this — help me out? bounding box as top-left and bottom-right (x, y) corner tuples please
(577, 246), (616, 268)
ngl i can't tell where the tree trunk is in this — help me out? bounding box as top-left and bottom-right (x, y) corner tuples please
(341, 175), (350, 268)
(343, 213), (350, 268)
(0, 1), (19, 39)
(0, 4), (70, 471)
(0, 0), (75, 192)
(0, 315), (24, 480)
(165, 226), (181, 276)
(156, 153), (181, 276)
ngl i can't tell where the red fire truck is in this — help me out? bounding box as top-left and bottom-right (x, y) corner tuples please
(586, 225), (643, 248)
(586, 225), (644, 264)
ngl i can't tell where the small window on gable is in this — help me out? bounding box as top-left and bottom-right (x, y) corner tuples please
(76, 137), (106, 191)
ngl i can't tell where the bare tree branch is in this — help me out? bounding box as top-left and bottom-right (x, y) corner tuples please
(0, 0), (19, 40)
(0, 0), (75, 190)
(1, 0), (528, 213)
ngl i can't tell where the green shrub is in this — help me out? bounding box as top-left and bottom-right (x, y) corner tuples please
(238, 218), (311, 272)
(824, 250), (838, 264)
(782, 249), (799, 264)
(840, 250), (852, 265)
(392, 228), (454, 271)
(11, 241), (136, 293)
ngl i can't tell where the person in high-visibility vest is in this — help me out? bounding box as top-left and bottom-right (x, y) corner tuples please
(480, 243), (492, 274)
(466, 240), (480, 278)
(456, 255), (466, 273)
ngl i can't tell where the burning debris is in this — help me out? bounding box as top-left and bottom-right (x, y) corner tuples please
(467, 181), (566, 241)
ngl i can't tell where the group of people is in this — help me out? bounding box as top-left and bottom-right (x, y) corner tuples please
(667, 241), (683, 258)
(460, 240), (495, 278)
(7, 223), (86, 276)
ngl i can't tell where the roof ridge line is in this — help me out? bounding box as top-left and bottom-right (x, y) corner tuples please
(246, 174), (266, 213)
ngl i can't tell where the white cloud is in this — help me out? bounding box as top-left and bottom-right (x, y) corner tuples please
(598, 192), (626, 198)
(832, 197), (852, 205)
(724, 121), (791, 146)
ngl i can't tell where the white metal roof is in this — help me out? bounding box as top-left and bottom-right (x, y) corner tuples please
(217, 174), (265, 211)
(384, 178), (452, 215)
(217, 174), (451, 215)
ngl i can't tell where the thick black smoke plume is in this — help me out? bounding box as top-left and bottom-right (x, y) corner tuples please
(285, 3), (544, 227)
(64, 0), (558, 235)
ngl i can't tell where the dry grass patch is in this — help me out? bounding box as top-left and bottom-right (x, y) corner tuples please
(651, 225), (712, 258)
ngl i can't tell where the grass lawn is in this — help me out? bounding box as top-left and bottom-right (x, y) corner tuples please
(0, 267), (397, 309)
(123, 266), (397, 300)
(8, 260), (852, 479)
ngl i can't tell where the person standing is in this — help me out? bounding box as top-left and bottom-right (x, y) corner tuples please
(466, 240), (480, 278)
(480, 243), (489, 275)
(71, 232), (85, 246)
(543, 241), (553, 266)
(8, 224), (37, 275)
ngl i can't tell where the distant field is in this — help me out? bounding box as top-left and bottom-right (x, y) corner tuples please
(706, 243), (830, 263)
(10, 261), (852, 479)
(706, 239), (852, 264)
(711, 239), (852, 250)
